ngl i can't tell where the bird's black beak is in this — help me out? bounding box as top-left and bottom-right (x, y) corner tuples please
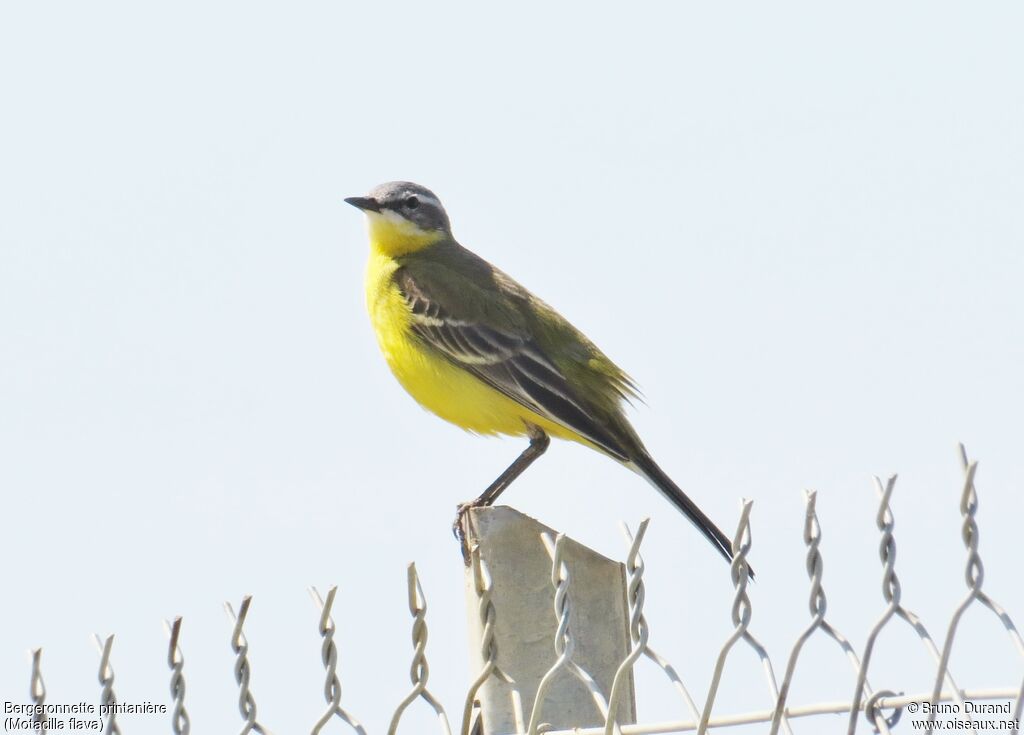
(344, 196), (381, 212)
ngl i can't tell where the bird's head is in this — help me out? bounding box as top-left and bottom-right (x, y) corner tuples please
(346, 181), (451, 256)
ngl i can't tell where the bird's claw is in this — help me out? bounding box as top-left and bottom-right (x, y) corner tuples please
(453, 499), (484, 564)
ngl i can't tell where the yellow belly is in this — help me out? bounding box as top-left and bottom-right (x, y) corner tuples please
(365, 251), (581, 441)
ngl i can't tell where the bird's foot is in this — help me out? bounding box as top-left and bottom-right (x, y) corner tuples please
(453, 498), (486, 564)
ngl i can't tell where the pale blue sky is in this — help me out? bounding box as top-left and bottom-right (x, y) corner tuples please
(1, 2), (1022, 732)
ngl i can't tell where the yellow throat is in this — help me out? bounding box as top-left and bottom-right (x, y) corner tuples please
(364, 210), (444, 257)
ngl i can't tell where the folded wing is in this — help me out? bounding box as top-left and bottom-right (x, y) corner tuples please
(396, 268), (630, 461)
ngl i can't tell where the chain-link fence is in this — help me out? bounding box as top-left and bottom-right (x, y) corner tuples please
(10, 444), (1023, 735)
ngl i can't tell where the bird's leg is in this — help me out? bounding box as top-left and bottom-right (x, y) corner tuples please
(473, 427), (551, 506)
(454, 426), (550, 556)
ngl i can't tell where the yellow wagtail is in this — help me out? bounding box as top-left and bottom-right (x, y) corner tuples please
(346, 181), (735, 565)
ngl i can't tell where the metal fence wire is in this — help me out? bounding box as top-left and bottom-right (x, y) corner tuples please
(14, 445), (1024, 735)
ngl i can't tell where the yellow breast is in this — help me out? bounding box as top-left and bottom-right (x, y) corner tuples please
(364, 249), (580, 442)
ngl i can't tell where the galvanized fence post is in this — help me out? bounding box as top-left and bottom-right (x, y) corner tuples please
(461, 506), (636, 735)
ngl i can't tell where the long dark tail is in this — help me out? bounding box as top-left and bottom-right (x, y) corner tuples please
(630, 451), (739, 570)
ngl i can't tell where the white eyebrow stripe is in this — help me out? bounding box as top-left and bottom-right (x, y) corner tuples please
(408, 192), (441, 207)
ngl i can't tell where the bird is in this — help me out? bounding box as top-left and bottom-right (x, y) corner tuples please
(346, 181), (736, 567)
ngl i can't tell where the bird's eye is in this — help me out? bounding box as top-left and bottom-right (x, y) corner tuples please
(405, 196), (419, 210)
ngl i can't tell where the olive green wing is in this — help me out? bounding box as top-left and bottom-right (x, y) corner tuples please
(394, 251), (633, 461)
